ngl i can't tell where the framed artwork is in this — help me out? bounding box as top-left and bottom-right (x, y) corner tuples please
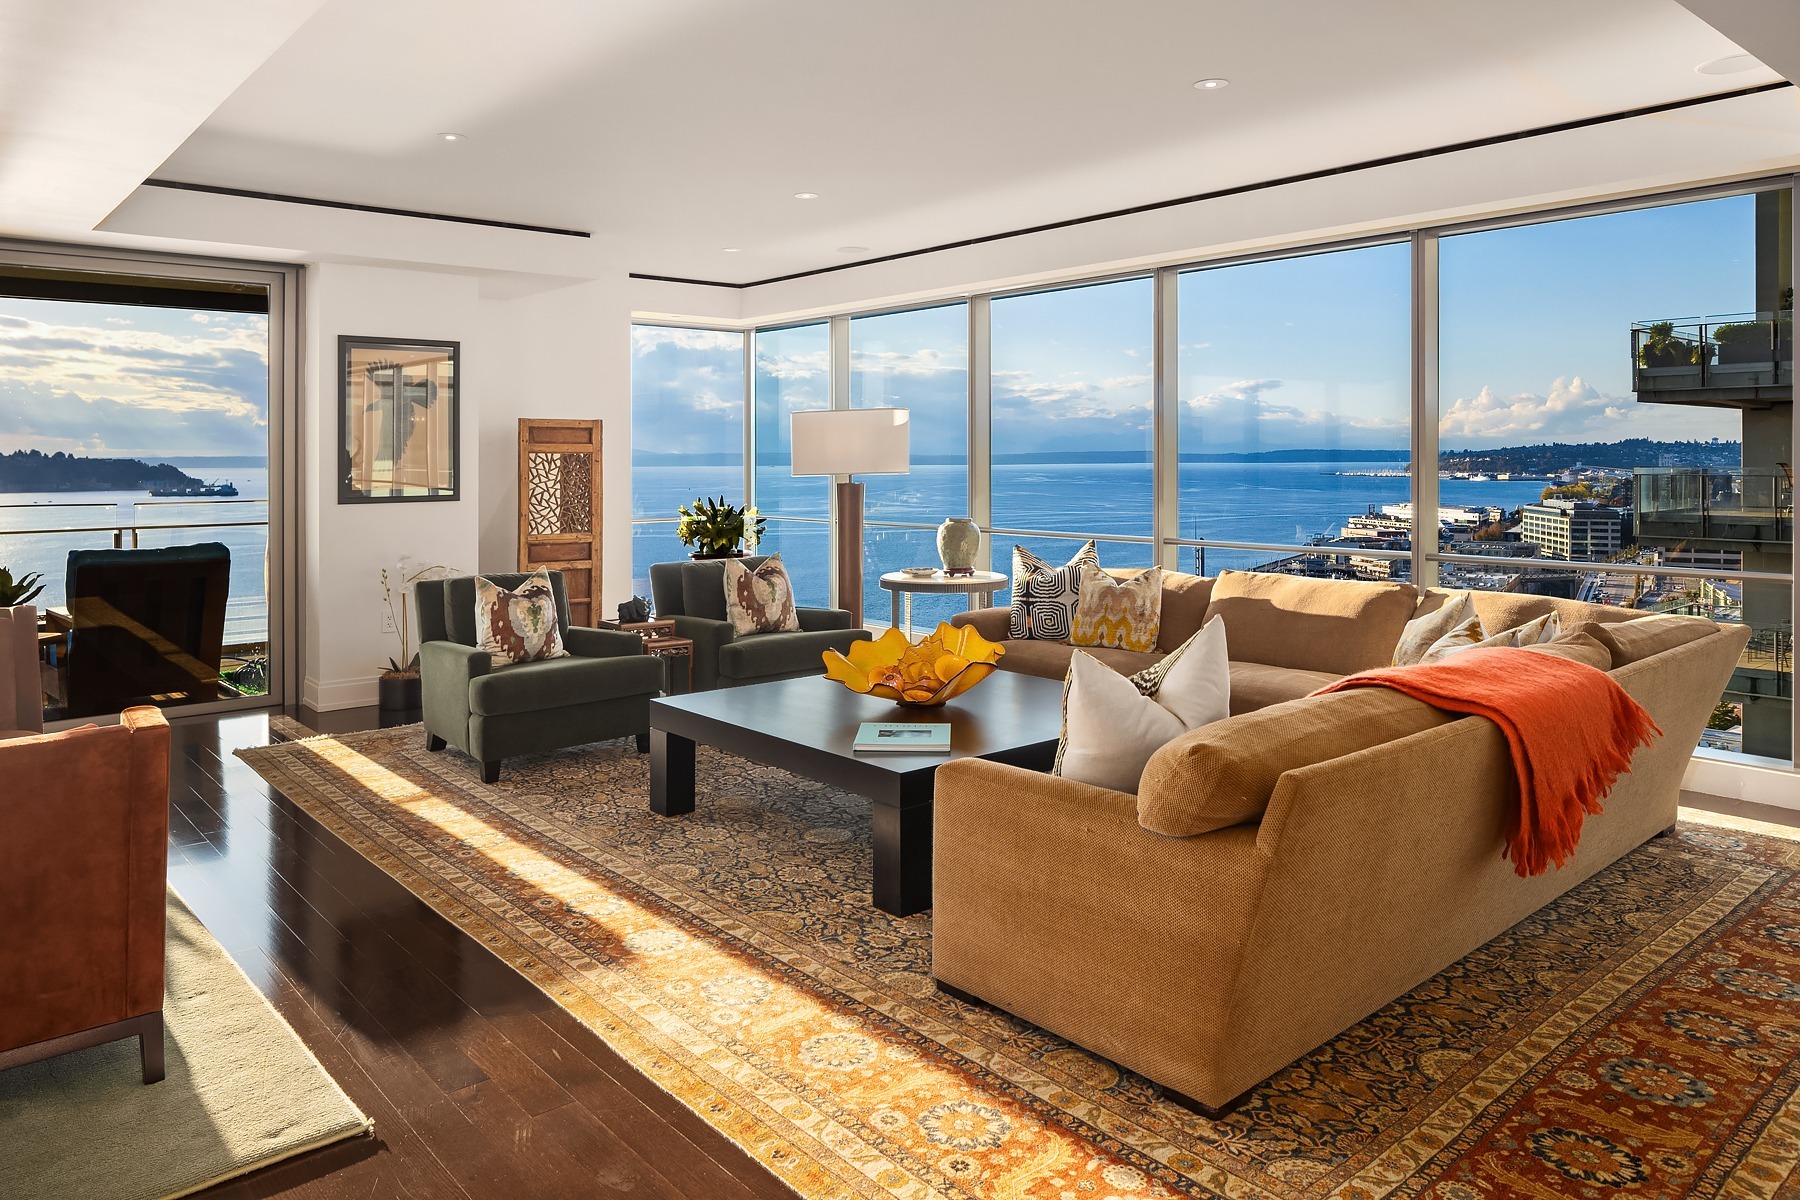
(338, 335), (460, 503)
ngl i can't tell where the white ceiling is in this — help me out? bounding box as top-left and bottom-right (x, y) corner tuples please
(5, 1), (1794, 283)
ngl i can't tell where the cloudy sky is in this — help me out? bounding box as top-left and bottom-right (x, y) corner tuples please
(0, 297), (268, 459)
(633, 190), (1760, 465)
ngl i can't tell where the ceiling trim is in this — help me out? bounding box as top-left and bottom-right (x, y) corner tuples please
(629, 79), (1794, 291)
(140, 178), (592, 238)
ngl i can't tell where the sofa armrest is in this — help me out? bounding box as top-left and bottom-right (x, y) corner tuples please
(564, 626), (645, 659)
(420, 640), (489, 750)
(932, 757), (1268, 1095)
(948, 607), (1011, 640)
(797, 607), (854, 632)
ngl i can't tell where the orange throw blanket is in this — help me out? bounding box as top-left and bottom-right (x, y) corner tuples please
(1315, 648), (1661, 878)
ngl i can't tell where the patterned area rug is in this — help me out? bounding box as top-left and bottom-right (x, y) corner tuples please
(237, 720), (1800, 1200)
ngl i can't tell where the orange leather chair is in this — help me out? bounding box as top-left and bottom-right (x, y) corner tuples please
(0, 707), (171, 1083)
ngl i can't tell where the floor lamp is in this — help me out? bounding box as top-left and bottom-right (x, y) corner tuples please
(790, 408), (911, 628)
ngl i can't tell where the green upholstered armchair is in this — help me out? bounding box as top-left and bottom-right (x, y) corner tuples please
(647, 557), (870, 691)
(415, 571), (664, 783)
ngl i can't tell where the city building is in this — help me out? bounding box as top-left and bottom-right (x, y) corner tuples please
(1518, 498), (1630, 561)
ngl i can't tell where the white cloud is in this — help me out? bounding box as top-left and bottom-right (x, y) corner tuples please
(631, 326), (742, 356)
(1439, 376), (1610, 442)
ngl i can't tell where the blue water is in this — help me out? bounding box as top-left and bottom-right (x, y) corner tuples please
(630, 461), (1551, 625)
(0, 467), (270, 645)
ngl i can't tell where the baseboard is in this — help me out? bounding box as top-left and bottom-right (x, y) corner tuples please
(1683, 750), (1800, 813)
(303, 673), (382, 712)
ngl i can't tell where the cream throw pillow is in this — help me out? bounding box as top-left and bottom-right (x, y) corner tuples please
(474, 570), (570, 668)
(1054, 616), (1230, 794)
(1394, 591), (1477, 665)
(1071, 565), (1163, 652)
(722, 554), (801, 635)
(1418, 608), (1560, 664)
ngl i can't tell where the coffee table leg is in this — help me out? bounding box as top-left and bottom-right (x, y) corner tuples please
(872, 777), (933, 916)
(650, 728), (695, 816)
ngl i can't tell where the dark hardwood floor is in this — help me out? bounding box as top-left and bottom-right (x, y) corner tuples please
(166, 707), (792, 1199)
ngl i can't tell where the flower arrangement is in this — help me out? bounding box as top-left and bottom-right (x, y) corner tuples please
(822, 622), (1005, 707)
(676, 497), (765, 558)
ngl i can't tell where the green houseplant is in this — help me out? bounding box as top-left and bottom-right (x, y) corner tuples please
(0, 567), (45, 608)
(1636, 321), (1707, 369)
(676, 497), (765, 559)
(378, 559), (453, 712)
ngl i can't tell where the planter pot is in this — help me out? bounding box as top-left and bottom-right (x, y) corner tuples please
(689, 549), (747, 560)
(937, 518), (980, 572)
(378, 673), (421, 712)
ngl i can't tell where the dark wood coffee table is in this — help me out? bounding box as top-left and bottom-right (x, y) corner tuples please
(648, 671), (1064, 916)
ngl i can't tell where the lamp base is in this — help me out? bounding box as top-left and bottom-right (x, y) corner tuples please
(836, 479), (865, 628)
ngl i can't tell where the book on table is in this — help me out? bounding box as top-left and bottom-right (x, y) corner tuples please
(853, 722), (951, 753)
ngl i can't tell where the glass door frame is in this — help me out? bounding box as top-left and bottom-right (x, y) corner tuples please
(0, 238), (302, 726)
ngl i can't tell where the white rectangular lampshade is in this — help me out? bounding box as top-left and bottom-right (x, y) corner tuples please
(790, 407), (911, 476)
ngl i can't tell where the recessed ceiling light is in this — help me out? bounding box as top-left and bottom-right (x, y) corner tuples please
(437, 131), (468, 141)
(1193, 78), (1229, 90)
(721, 247), (742, 253)
(836, 246), (869, 254)
(793, 191), (820, 200)
(1695, 53), (1762, 76)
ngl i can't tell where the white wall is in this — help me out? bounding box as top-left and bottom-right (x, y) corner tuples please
(302, 262), (485, 711)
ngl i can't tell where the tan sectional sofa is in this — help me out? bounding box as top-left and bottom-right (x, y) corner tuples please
(935, 571), (1748, 1116)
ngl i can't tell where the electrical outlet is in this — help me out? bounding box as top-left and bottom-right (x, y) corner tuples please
(381, 609), (396, 634)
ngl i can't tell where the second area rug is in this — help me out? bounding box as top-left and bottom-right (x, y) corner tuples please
(238, 719), (1800, 1200)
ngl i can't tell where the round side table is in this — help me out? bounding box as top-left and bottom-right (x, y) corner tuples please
(878, 570), (1009, 636)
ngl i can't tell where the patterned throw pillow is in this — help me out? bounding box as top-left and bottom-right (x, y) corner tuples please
(722, 553), (801, 635)
(1072, 565), (1163, 652)
(1009, 541), (1099, 641)
(1053, 616), (1231, 793)
(1422, 609), (1561, 663)
(474, 570), (570, 668)
(1394, 590), (1477, 665)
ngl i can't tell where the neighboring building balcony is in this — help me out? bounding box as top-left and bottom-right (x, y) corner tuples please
(1634, 468), (1791, 548)
(1631, 312), (1792, 408)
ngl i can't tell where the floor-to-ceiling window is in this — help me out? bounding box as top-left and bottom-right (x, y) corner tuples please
(753, 323), (832, 607)
(1436, 190), (1793, 763)
(850, 303), (968, 627)
(0, 257), (293, 723)
(628, 325), (746, 599)
(989, 278), (1156, 593)
(1175, 242), (1413, 580)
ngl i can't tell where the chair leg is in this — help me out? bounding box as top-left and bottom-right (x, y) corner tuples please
(635, 730), (650, 754)
(425, 733), (446, 752)
(481, 760), (501, 784)
(139, 1011), (165, 1085)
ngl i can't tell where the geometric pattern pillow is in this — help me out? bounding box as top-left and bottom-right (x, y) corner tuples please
(1009, 540), (1099, 641)
(1071, 565), (1163, 652)
(1418, 613), (1487, 664)
(474, 569), (570, 668)
(1466, 610), (1561, 652)
(721, 553), (801, 635)
(1394, 590), (1477, 666)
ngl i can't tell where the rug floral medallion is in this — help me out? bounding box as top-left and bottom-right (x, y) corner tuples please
(240, 720), (1800, 1200)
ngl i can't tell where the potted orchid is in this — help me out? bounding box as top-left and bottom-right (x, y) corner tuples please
(378, 558), (454, 714)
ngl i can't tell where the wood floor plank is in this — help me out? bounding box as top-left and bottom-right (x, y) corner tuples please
(158, 709), (792, 1199)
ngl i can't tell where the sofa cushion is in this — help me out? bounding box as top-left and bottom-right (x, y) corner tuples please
(1227, 661), (1343, 715)
(1203, 571), (1417, 675)
(469, 654), (662, 717)
(1137, 688), (1458, 837)
(1415, 587), (1637, 634)
(1521, 630), (1612, 670)
(718, 628), (857, 681)
(1056, 618), (1231, 793)
(1072, 565), (1162, 652)
(1156, 571), (1214, 652)
(1579, 615), (1718, 666)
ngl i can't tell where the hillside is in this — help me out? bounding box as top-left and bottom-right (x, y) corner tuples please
(1439, 438), (1740, 474)
(0, 450), (201, 493)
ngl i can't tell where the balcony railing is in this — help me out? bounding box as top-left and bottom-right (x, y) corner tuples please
(1631, 311), (1793, 399)
(1634, 468), (1791, 547)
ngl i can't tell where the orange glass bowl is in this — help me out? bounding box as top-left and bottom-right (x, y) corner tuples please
(821, 622), (1006, 707)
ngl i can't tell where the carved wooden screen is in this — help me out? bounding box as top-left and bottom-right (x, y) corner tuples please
(517, 419), (602, 625)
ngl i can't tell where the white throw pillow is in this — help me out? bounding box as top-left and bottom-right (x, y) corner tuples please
(1054, 615), (1231, 793)
(1424, 608), (1561, 662)
(1394, 591), (1477, 666)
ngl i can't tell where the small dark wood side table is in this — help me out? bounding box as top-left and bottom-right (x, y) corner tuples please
(600, 620), (691, 694)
